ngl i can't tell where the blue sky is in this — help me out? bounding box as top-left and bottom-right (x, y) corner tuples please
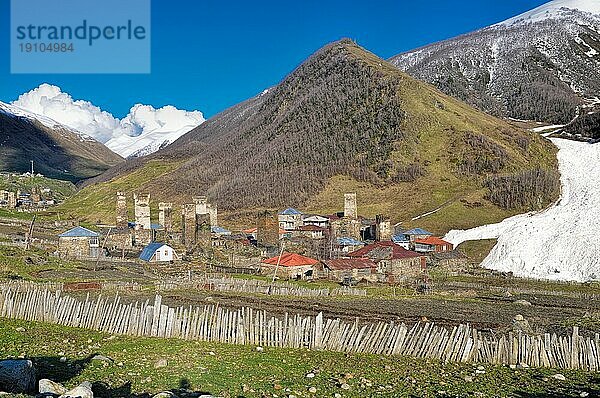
(0, 0), (548, 119)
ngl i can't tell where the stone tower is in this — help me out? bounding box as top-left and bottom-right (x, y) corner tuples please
(158, 202), (173, 232)
(375, 214), (392, 242)
(7, 192), (16, 208)
(193, 196), (208, 215)
(134, 193), (151, 230)
(181, 203), (197, 248)
(207, 204), (218, 227)
(344, 193), (357, 219)
(116, 192), (128, 228)
(256, 210), (279, 247)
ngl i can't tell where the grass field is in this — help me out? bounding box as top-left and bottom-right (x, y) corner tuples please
(0, 318), (599, 398)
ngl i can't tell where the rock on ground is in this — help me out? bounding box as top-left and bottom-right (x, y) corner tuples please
(0, 359), (36, 393)
(39, 379), (68, 395)
(58, 381), (93, 398)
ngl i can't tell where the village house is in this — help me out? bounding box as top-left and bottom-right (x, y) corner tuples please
(260, 252), (318, 280)
(414, 236), (454, 253)
(57, 226), (100, 259)
(302, 215), (329, 228)
(318, 258), (378, 283)
(139, 243), (178, 263)
(402, 228), (433, 243)
(278, 208), (304, 231)
(347, 241), (426, 281)
(391, 233), (411, 250)
(335, 237), (365, 254)
(295, 224), (327, 239)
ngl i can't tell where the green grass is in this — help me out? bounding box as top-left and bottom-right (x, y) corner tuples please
(57, 160), (180, 224)
(1, 318), (598, 398)
(0, 174), (76, 200)
(0, 245), (81, 281)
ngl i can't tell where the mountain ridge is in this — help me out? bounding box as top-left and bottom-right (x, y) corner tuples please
(66, 39), (559, 233)
(390, 0), (600, 131)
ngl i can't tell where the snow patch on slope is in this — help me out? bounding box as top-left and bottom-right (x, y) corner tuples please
(445, 138), (600, 282)
(501, 0), (600, 26)
(11, 84), (205, 157)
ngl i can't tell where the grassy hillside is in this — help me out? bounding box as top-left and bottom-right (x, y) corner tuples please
(0, 173), (76, 200)
(63, 39), (558, 233)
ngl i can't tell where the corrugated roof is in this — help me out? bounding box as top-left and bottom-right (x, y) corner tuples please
(392, 233), (410, 243)
(279, 208), (302, 215)
(337, 237), (364, 246)
(139, 243), (169, 262)
(404, 228), (433, 236)
(415, 236), (452, 246)
(323, 258), (377, 270)
(211, 226), (231, 234)
(297, 225), (327, 231)
(58, 226), (99, 238)
(348, 241), (423, 259)
(262, 252), (318, 267)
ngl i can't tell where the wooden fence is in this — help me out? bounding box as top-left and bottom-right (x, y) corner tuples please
(0, 286), (599, 370)
(0, 277), (367, 298)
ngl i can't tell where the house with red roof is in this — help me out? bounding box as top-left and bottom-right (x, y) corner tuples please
(260, 252), (319, 280)
(318, 258), (378, 282)
(347, 241), (426, 280)
(414, 237), (454, 253)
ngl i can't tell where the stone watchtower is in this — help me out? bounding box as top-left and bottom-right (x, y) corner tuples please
(344, 193), (357, 219)
(181, 203), (197, 248)
(133, 193), (151, 230)
(116, 192), (128, 228)
(158, 202), (173, 232)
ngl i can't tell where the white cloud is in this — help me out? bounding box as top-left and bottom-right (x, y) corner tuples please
(11, 83), (205, 157)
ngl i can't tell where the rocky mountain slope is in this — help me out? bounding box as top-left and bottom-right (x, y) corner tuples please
(390, 0), (600, 135)
(66, 39), (558, 232)
(0, 101), (123, 182)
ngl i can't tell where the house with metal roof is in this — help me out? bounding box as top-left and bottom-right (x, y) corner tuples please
(414, 236), (454, 253)
(336, 237), (365, 254)
(260, 252), (318, 280)
(347, 241), (426, 280)
(319, 258), (378, 282)
(139, 243), (178, 263)
(57, 226), (100, 259)
(278, 208), (304, 231)
(403, 228), (433, 242)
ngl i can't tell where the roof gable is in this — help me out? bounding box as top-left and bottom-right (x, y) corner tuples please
(262, 252), (318, 267)
(139, 243), (171, 261)
(404, 228), (433, 236)
(279, 208), (302, 215)
(58, 226), (99, 238)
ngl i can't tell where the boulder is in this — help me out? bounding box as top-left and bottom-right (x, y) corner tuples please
(39, 379), (68, 395)
(0, 359), (36, 393)
(58, 381), (93, 398)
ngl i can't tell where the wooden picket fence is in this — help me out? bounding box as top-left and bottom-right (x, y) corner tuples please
(0, 286), (599, 370)
(0, 277), (368, 298)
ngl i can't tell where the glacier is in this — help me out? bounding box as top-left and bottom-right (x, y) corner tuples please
(445, 138), (600, 282)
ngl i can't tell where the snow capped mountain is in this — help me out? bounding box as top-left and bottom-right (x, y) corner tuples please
(501, 0), (600, 26)
(11, 84), (205, 158)
(390, 0), (600, 126)
(0, 100), (96, 143)
(445, 137), (600, 282)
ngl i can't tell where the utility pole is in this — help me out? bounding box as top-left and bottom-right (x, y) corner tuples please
(268, 242), (285, 295)
(30, 160), (34, 175)
(25, 215), (36, 250)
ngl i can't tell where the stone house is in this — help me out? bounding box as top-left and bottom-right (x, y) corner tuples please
(347, 241), (426, 279)
(414, 236), (454, 253)
(302, 215), (329, 228)
(260, 252), (318, 280)
(318, 258), (378, 282)
(58, 226), (100, 259)
(295, 225), (327, 239)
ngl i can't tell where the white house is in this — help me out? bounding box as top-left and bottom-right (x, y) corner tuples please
(139, 243), (178, 263)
